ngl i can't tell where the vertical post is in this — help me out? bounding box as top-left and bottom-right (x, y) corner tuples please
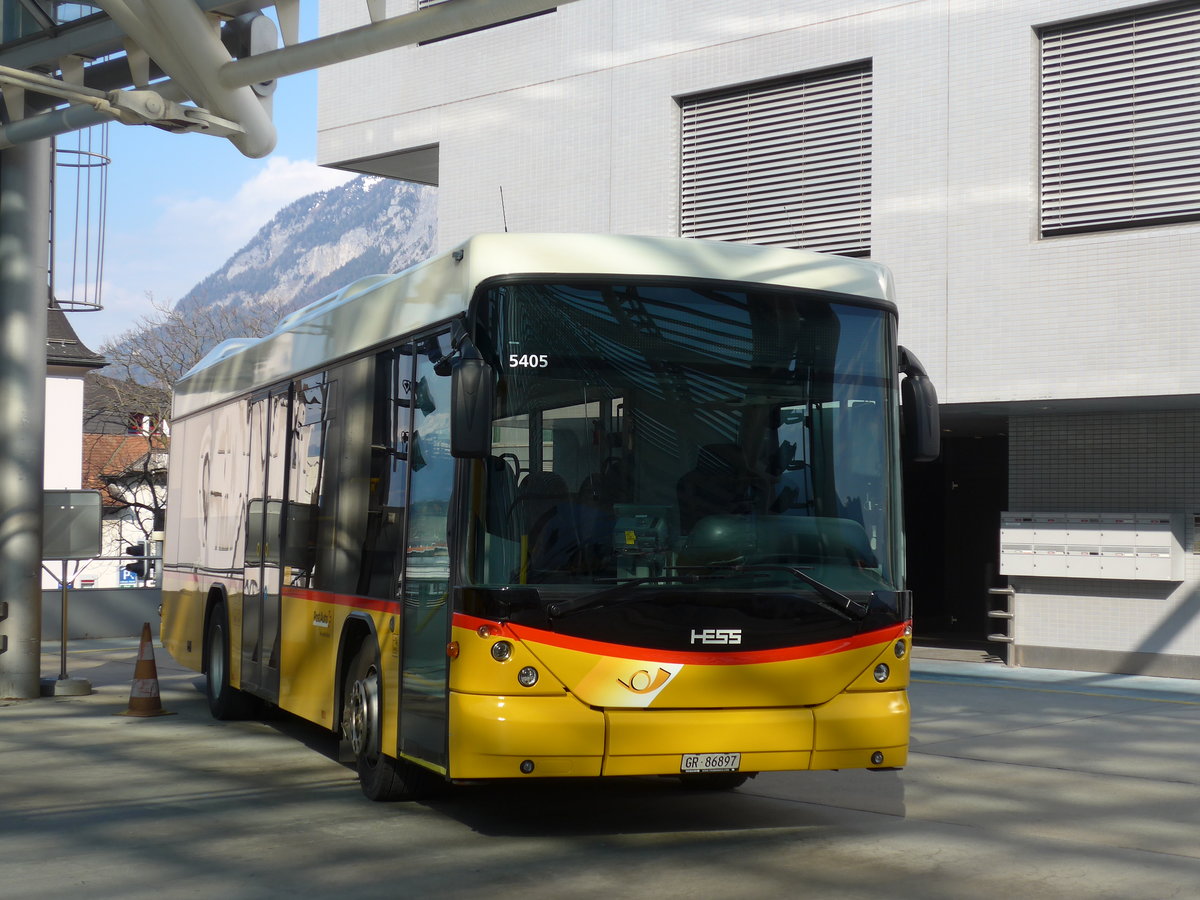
(0, 140), (51, 699)
(53, 555), (89, 695)
(59, 558), (69, 681)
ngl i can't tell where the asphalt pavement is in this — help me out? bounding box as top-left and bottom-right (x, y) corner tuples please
(1, 636), (1197, 899)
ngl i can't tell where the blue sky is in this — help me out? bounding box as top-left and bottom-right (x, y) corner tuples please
(62, 11), (354, 350)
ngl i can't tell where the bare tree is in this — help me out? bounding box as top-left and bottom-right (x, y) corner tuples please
(98, 292), (290, 393)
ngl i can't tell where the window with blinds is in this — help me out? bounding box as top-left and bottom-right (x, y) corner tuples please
(1040, 4), (1200, 235)
(679, 64), (872, 256)
(414, 0), (554, 40)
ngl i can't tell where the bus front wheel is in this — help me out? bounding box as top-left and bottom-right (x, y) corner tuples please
(342, 643), (440, 802)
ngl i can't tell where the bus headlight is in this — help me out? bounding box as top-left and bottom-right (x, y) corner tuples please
(491, 641), (513, 662)
(873, 663), (890, 683)
(517, 666), (539, 687)
(894, 639), (907, 659)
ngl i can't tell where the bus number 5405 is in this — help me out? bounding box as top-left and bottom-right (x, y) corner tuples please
(509, 353), (549, 368)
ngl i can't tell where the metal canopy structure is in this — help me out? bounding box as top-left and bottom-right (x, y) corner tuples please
(0, 0), (572, 158)
(0, 0), (575, 699)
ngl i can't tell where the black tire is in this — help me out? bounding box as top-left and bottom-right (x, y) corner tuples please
(678, 772), (752, 791)
(341, 642), (442, 802)
(205, 603), (257, 720)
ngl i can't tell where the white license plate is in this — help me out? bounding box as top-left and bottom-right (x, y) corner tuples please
(680, 752), (741, 773)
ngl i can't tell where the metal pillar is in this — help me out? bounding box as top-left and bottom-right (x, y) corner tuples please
(0, 139), (50, 699)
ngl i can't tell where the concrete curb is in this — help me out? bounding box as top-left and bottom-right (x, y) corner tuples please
(912, 657), (1200, 703)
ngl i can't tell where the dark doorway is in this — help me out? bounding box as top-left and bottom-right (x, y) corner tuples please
(905, 434), (1007, 647)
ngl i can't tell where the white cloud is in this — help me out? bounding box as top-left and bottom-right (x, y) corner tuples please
(158, 157), (355, 263)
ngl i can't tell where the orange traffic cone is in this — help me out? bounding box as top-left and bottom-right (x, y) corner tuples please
(118, 622), (175, 717)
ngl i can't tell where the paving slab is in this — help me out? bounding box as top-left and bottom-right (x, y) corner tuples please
(0, 639), (1196, 899)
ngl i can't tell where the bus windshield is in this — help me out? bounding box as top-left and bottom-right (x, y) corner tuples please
(468, 279), (902, 617)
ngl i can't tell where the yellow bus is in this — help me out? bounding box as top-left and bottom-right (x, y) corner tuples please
(161, 233), (939, 800)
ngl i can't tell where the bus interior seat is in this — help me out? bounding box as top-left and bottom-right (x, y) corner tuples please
(484, 455), (517, 537)
(676, 443), (768, 533)
(521, 472), (618, 578)
(511, 471), (569, 537)
(577, 462), (622, 513)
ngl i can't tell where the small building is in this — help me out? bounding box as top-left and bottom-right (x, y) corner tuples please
(80, 373), (169, 589)
(42, 305), (106, 589)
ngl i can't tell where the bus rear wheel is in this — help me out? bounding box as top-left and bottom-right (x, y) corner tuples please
(204, 603), (257, 720)
(342, 643), (440, 802)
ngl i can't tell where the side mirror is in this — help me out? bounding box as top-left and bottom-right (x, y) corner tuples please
(901, 375), (940, 462)
(450, 347), (495, 459)
(898, 346), (940, 463)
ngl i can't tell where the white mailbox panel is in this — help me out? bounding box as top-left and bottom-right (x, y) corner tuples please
(1000, 512), (1182, 581)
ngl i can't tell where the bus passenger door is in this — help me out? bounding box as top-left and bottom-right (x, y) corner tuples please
(398, 332), (454, 769)
(243, 387), (290, 700)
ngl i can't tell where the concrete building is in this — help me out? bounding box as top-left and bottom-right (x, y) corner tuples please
(79, 373), (169, 590)
(317, 0), (1200, 677)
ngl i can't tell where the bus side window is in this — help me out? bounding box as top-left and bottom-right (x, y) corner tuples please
(287, 374), (331, 588)
(356, 349), (410, 599)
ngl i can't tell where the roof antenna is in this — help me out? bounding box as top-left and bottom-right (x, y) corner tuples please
(499, 185), (509, 233)
(784, 205), (800, 247)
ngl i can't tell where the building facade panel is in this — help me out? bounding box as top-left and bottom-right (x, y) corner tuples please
(319, 0), (1200, 675)
(320, 0), (1200, 408)
(1009, 411), (1200, 667)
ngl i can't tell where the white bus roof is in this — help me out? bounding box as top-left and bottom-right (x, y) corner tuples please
(172, 233), (895, 419)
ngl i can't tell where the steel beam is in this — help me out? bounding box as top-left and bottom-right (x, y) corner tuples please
(98, 0), (276, 157)
(220, 0), (576, 88)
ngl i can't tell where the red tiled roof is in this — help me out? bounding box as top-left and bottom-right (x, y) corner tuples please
(82, 433), (168, 507)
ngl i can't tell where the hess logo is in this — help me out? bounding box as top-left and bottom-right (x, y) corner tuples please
(690, 628), (742, 646)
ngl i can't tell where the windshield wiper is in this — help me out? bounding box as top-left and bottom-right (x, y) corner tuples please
(681, 563), (870, 621)
(545, 565), (869, 622)
(545, 574), (700, 618)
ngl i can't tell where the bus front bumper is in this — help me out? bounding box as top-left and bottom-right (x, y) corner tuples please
(447, 689), (908, 780)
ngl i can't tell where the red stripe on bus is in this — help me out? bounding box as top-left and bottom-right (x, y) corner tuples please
(282, 587), (401, 614)
(453, 612), (907, 665)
